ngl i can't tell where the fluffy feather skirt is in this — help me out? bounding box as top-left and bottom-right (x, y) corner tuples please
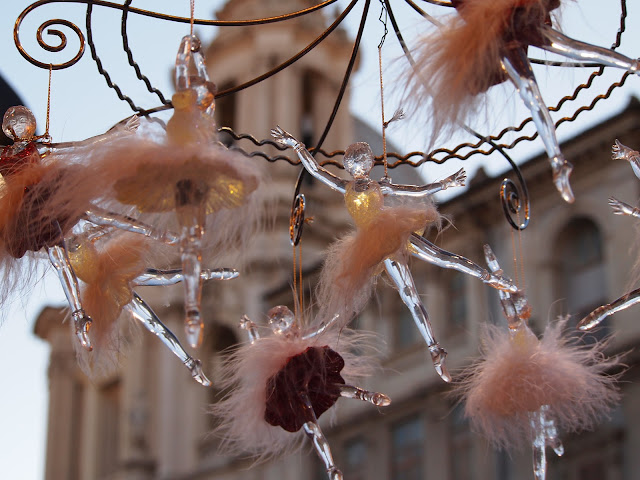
(456, 318), (621, 448)
(210, 328), (377, 461)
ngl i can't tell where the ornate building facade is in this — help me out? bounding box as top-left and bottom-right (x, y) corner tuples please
(35, 1), (640, 479)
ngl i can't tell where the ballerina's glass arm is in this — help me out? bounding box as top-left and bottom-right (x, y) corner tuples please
(530, 405), (564, 480)
(379, 168), (466, 198)
(84, 206), (179, 245)
(271, 126), (348, 193)
(501, 50), (574, 204)
(410, 234), (517, 293)
(239, 315), (260, 344)
(578, 286), (640, 331)
(301, 314), (341, 340)
(608, 197), (640, 219)
(541, 27), (640, 74)
(483, 244), (531, 330)
(48, 115), (140, 152)
(300, 393), (343, 480)
(612, 140), (640, 179)
(338, 385), (391, 407)
(48, 241), (92, 351)
(383, 257), (451, 382)
(134, 267), (238, 286)
(129, 292), (211, 386)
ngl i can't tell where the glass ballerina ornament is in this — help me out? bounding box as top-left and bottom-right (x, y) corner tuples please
(0, 106), (138, 350)
(579, 140), (640, 330)
(211, 306), (390, 480)
(272, 127), (516, 382)
(456, 245), (620, 480)
(67, 227), (238, 385)
(67, 35), (262, 349)
(407, 0), (640, 203)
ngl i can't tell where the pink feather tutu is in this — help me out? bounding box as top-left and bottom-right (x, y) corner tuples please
(456, 317), (621, 449)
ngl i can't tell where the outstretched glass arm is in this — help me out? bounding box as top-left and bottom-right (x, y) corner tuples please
(541, 27), (640, 74)
(578, 287), (640, 330)
(84, 206), (179, 245)
(502, 50), (573, 204)
(608, 197), (640, 219)
(301, 314), (341, 340)
(300, 393), (343, 480)
(48, 115), (140, 151)
(409, 234), (517, 292)
(129, 292), (211, 386)
(134, 268), (239, 286)
(338, 385), (391, 406)
(530, 405), (564, 480)
(271, 126), (348, 194)
(379, 168), (466, 198)
(384, 257), (450, 382)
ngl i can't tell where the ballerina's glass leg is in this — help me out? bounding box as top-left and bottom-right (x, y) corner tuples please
(338, 385), (391, 406)
(409, 234), (517, 292)
(541, 27), (640, 74)
(502, 51), (574, 203)
(175, 179), (208, 348)
(300, 393), (343, 480)
(47, 241), (92, 351)
(578, 287), (640, 330)
(84, 206), (179, 245)
(129, 292), (211, 386)
(383, 257), (451, 382)
(530, 405), (564, 480)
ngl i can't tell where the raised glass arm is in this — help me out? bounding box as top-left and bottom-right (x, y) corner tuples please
(502, 51), (573, 203)
(384, 257), (450, 382)
(483, 245), (531, 330)
(578, 287), (640, 330)
(338, 385), (391, 406)
(239, 315), (260, 344)
(84, 206), (179, 245)
(541, 27), (640, 74)
(612, 140), (640, 179)
(49, 115), (140, 151)
(410, 234), (517, 292)
(133, 267), (239, 287)
(129, 292), (211, 386)
(271, 126), (347, 193)
(379, 168), (466, 198)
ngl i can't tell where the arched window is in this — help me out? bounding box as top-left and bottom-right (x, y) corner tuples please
(556, 217), (608, 331)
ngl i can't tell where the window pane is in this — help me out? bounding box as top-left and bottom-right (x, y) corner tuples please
(391, 416), (424, 480)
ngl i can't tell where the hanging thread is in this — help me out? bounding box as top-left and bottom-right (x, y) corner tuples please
(44, 63), (52, 142)
(190, 0), (195, 37)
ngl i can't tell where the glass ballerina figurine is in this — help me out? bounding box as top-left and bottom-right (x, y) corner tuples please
(272, 126), (516, 382)
(457, 244), (619, 480)
(211, 306), (390, 480)
(579, 140), (640, 330)
(0, 106), (138, 350)
(409, 0), (640, 203)
(68, 34), (262, 348)
(67, 227), (238, 385)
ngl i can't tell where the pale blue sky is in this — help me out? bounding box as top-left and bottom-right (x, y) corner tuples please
(1, 1), (639, 479)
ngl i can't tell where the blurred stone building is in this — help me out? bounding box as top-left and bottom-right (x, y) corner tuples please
(35, 1), (640, 479)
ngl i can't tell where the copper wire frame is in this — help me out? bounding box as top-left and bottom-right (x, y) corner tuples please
(12, 0), (631, 230)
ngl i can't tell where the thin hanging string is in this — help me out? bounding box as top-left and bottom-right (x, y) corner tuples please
(510, 226), (520, 289)
(298, 242), (304, 317)
(44, 64), (52, 141)
(291, 242), (304, 321)
(378, 3), (389, 178)
(292, 242), (299, 320)
(190, 0), (195, 36)
(509, 210), (526, 291)
(516, 210), (526, 291)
